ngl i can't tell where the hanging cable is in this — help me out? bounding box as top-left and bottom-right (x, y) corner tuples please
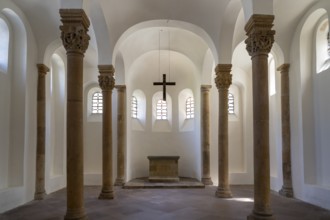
(168, 28), (171, 81)
(159, 29), (161, 81)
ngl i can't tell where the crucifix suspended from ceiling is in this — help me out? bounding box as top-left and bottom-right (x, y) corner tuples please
(153, 74), (176, 101)
(153, 27), (176, 101)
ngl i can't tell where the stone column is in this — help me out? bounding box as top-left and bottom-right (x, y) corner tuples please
(245, 14), (275, 220)
(115, 85), (126, 186)
(60, 9), (90, 220)
(201, 85), (213, 185)
(34, 64), (49, 200)
(98, 65), (115, 199)
(277, 64), (294, 198)
(215, 64), (232, 198)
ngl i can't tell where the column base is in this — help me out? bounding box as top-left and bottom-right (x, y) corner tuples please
(64, 209), (88, 220)
(215, 187), (232, 198)
(98, 189), (114, 200)
(34, 191), (46, 200)
(201, 177), (213, 185)
(247, 211), (275, 220)
(279, 186), (294, 198)
(114, 178), (125, 186)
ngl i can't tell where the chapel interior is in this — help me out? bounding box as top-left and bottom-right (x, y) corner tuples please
(1, 0), (330, 219)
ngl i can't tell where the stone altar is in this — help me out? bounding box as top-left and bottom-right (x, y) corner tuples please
(148, 156), (180, 182)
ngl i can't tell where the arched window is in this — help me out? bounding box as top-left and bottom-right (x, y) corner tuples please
(268, 53), (276, 96)
(0, 18), (9, 73)
(92, 92), (103, 114)
(156, 99), (167, 120)
(316, 19), (330, 73)
(228, 93), (234, 114)
(186, 97), (194, 119)
(131, 96), (138, 118)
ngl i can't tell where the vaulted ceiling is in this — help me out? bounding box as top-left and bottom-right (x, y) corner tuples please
(11, 0), (319, 66)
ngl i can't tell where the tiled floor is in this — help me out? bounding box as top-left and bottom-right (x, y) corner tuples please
(1, 185), (330, 220)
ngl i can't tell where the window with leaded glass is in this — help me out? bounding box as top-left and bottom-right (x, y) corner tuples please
(156, 99), (167, 120)
(131, 96), (138, 118)
(228, 93), (234, 114)
(92, 92), (103, 114)
(186, 97), (194, 119)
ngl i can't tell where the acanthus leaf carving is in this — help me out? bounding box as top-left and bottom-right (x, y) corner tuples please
(245, 29), (275, 56)
(214, 64), (232, 90)
(98, 73), (115, 91)
(60, 25), (90, 54)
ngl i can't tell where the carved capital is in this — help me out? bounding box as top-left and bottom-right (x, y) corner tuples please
(214, 64), (232, 90)
(36, 64), (49, 77)
(277, 63), (290, 74)
(245, 14), (275, 56)
(98, 65), (115, 91)
(59, 9), (90, 54)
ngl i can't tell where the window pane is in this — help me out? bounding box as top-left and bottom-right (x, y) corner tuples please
(92, 92), (103, 114)
(228, 93), (234, 114)
(186, 97), (194, 119)
(156, 99), (167, 120)
(131, 96), (138, 118)
(0, 19), (9, 73)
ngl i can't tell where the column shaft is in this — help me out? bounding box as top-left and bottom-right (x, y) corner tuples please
(278, 64), (294, 198)
(201, 85), (213, 185)
(245, 14), (275, 220)
(115, 85), (126, 186)
(215, 64), (232, 198)
(35, 64), (49, 200)
(98, 65), (115, 199)
(60, 9), (90, 220)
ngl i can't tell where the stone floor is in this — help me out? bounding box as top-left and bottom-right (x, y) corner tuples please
(1, 185), (330, 220)
(123, 177), (205, 189)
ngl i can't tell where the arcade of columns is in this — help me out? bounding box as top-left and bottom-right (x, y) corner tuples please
(32, 8), (294, 220)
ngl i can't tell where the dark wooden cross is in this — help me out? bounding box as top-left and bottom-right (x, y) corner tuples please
(153, 74), (176, 101)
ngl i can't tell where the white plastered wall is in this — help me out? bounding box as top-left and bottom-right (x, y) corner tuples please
(0, 0), (38, 213)
(290, 1), (330, 210)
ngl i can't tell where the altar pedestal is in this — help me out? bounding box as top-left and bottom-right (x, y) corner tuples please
(148, 156), (180, 182)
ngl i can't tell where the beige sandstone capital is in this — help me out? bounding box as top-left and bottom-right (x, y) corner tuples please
(277, 64), (290, 73)
(98, 65), (115, 91)
(245, 14), (275, 57)
(60, 9), (90, 54)
(215, 64), (232, 89)
(36, 64), (49, 76)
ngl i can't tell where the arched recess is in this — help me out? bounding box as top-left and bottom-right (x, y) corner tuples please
(178, 89), (194, 132)
(131, 89), (146, 131)
(227, 83), (244, 174)
(83, 82), (102, 178)
(268, 51), (283, 191)
(45, 51), (67, 193)
(299, 8), (327, 185)
(0, 8), (27, 189)
(152, 91), (173, 132)
(0, 14), (11, 190)
(310, 10), (330, 188)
